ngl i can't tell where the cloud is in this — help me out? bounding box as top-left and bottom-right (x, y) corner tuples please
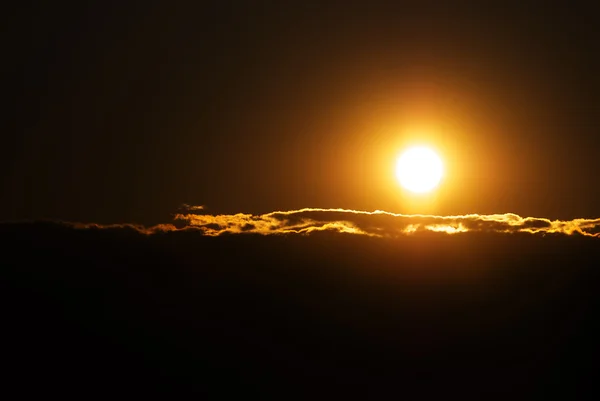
(172, 208), (600, 238)
(180, 204), (205, 211)
(65, 222), (178, 235)
(17, 208), (595, 238)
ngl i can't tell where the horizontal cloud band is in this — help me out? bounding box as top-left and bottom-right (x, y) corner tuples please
(171, 207), (600, 238)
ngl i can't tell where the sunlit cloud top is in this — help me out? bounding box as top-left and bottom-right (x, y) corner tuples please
(28, 207), (597, 237)
(173, 207), (600, 238)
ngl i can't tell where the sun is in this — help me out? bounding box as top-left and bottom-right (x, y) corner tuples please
(396, 146), (444, 193)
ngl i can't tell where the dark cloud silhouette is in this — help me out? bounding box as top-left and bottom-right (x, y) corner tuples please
(1, 219), (599, 398)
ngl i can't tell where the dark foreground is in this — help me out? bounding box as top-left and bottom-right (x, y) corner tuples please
(1, 222), (599, 399)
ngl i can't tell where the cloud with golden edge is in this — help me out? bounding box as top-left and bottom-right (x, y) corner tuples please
(172, 207), (600, 238)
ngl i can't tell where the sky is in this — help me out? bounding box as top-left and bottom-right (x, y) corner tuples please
(3, 3), (600, 398)
(4, 2), (600, 225)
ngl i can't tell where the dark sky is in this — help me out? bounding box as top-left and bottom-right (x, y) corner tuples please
(4, 2), (599, 225)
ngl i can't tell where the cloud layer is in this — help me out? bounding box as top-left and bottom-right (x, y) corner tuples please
(172, 207), (600, 238)
(41, 207), (597, 238)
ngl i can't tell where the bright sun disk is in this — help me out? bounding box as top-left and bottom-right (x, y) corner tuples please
(396, 146), (444, 193)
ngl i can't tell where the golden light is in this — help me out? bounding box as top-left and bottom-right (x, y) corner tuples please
(396, 146), (444, 193)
